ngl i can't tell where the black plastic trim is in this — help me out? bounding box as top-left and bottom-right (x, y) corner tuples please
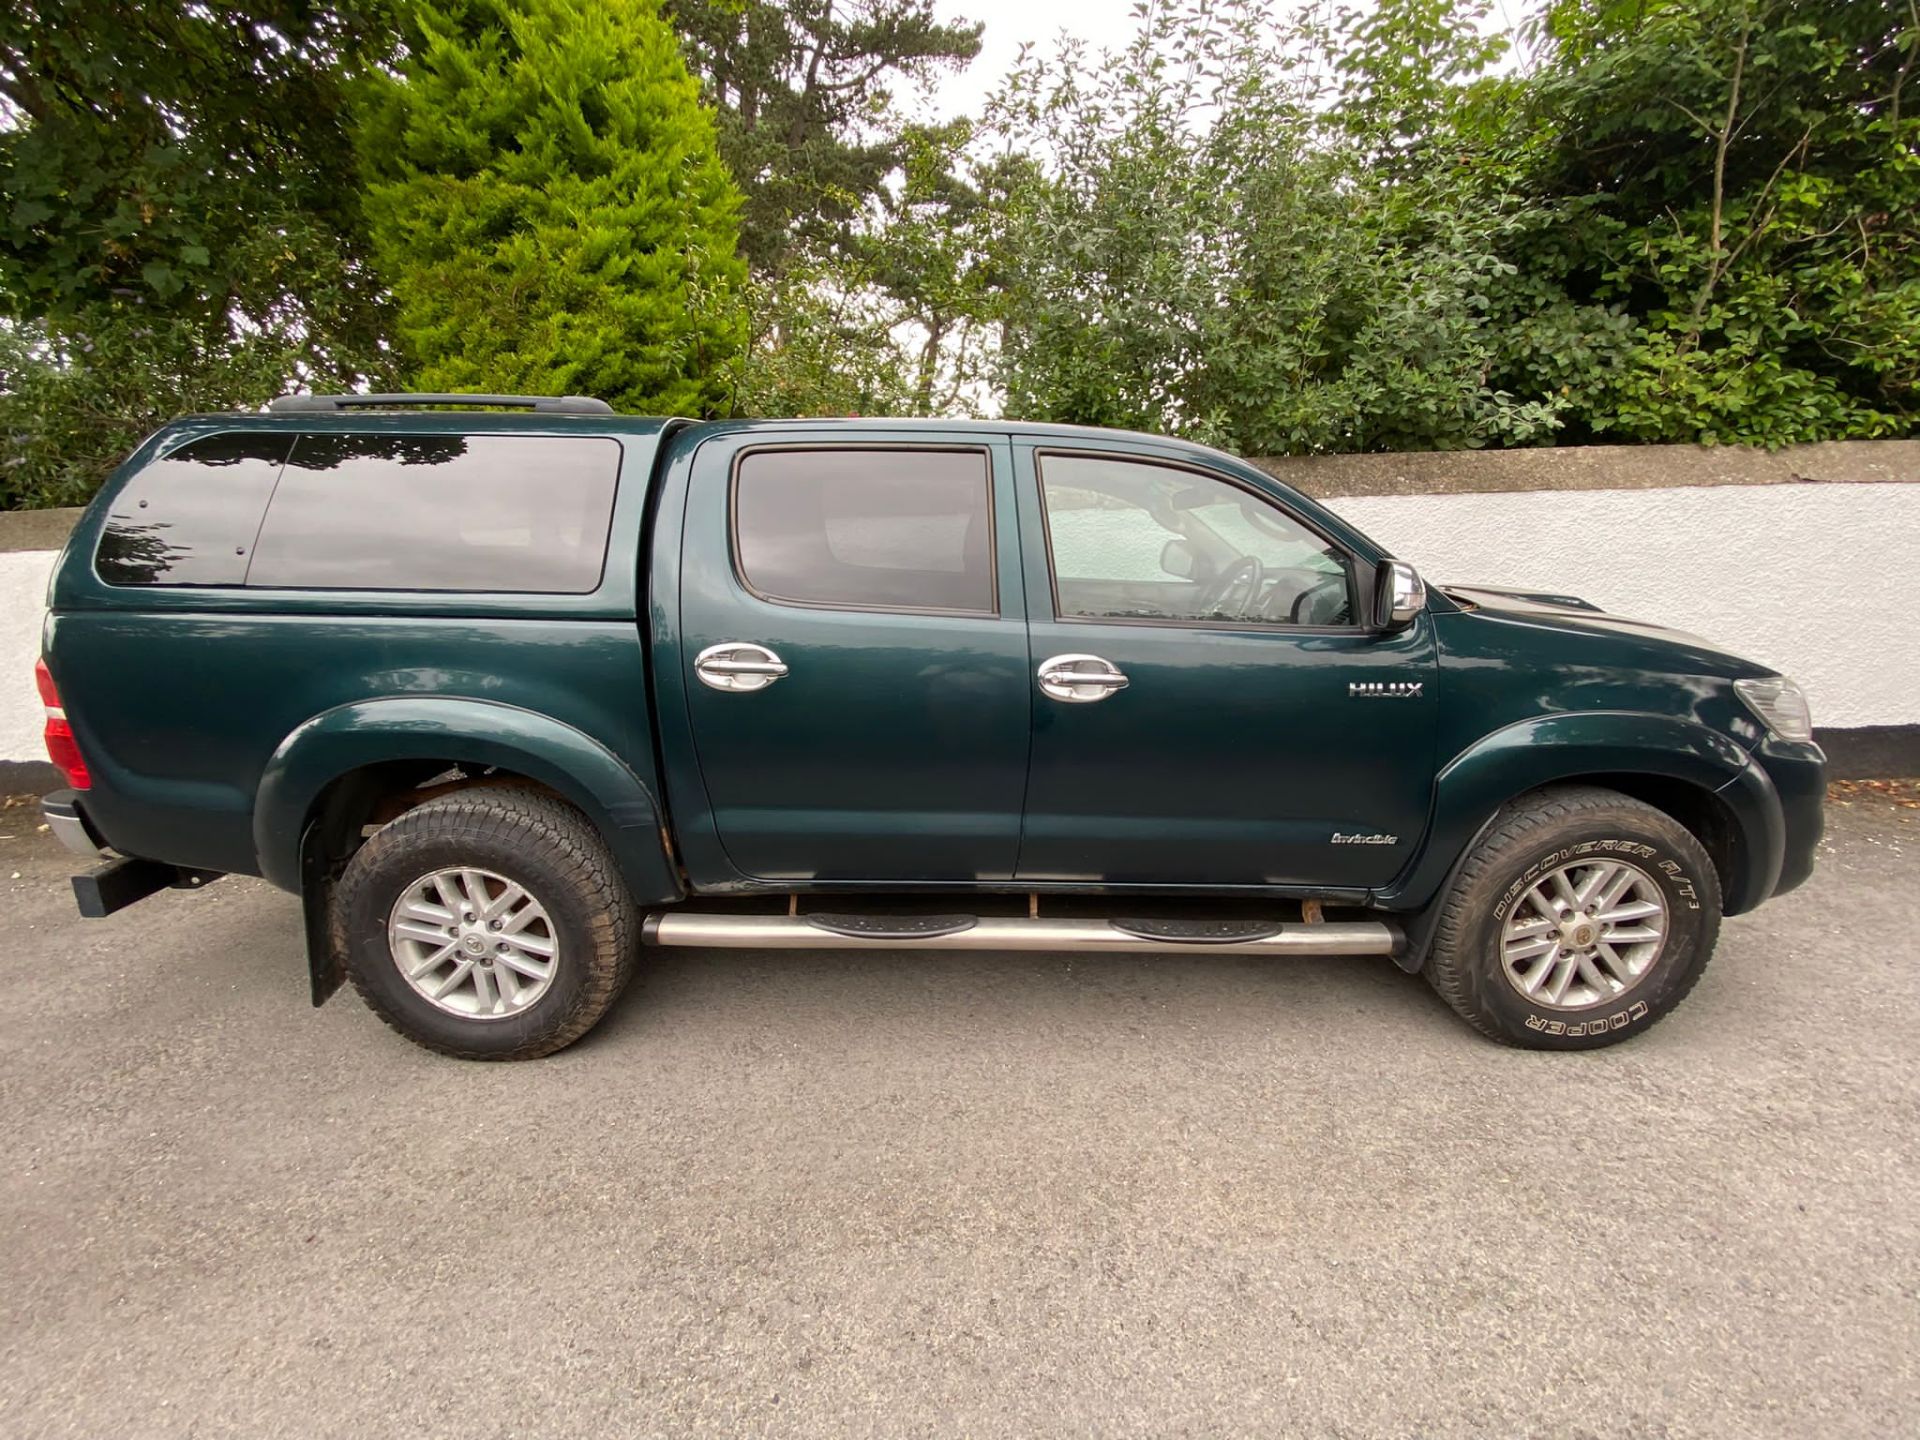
(72, 858), (223, 918)
(301, 819), (345, 1008)
(268, 393), (612, 415)
(1109, 917), (1287, 943)
(803, 913), (979, 940)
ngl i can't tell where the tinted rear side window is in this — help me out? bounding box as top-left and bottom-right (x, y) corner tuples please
(96, 433), (292, 586)
(733, 448), (995, 613)
(246, 433), (620, 593)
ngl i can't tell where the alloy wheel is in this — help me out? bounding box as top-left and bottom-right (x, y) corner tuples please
(387, 867), (559, 1020)
(1499, 858), (1669, 1010)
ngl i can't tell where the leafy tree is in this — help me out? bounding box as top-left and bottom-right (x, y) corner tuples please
(984, 0), (1560, 452)
(980, 0), (1920, 451)
(731, 130), (996, 420)
(1, 2), (400, 506)
(0, 0), (394, 344)
(662, 0), (982, 276)
(733, 261), (923, 416)
(0, 318), (320, 508)
(357, 0), (749, 416)
(1489, 0), (1920, 445)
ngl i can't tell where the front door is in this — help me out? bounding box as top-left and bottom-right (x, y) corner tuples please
(677, 432), (1031, 883)
(1013, 442), (1438, 890)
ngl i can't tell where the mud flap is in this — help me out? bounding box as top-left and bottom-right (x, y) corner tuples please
(301, 820), (345, 1007)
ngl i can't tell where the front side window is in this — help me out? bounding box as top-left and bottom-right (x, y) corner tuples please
(246, 433), (620, 593)
(1039, 453), (1354, 627)
(733, 448), (995, 614)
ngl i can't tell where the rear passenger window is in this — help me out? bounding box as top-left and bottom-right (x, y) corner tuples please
(96, 433), (292, 586)
(732, 448), (995, 613)
(246, 433), (620, 593)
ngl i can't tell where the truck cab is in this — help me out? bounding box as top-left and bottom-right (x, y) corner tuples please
(37, 394), (1827, 1058)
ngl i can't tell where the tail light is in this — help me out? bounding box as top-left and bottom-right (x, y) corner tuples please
(35, 657), (91, 790)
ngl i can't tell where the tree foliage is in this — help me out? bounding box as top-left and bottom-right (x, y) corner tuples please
(0, 1), (401, 506)
(663, 0), (981, 275)
(660, 1), (987, 416)
(733, 119), (997, 418)
(1486, 0), (1920, 445)
(984, 1), (1560, 452)
(977, 0), (1920, 451)
(357, 0), (749, 417)
(0, 319), (320, 508)
(0, 0), (393, 341)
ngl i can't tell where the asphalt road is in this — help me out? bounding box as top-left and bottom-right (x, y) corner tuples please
(1, 791), (1916, 1439)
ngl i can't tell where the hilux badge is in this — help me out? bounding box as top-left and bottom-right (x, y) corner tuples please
(1350, 681), (1423, 698)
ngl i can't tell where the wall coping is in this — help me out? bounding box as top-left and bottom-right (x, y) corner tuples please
(1250, 438), (1920, 500)
(0, 507), (84, 554)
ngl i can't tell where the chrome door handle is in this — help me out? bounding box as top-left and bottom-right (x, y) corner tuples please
(695, 641), (789, 693)
(1037, 653), (1129, 703)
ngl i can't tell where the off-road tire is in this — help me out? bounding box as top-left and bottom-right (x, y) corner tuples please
(335, 786), (637, 1060)
(1425, 786), (1722, 1050)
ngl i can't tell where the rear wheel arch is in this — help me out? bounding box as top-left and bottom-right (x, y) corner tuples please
(254, 698), (684, 906)
(302, 758), (581, 874)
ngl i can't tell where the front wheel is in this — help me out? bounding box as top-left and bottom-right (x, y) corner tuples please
(1425, 786), (1722, 1049)
(334, 786), (638, 1060)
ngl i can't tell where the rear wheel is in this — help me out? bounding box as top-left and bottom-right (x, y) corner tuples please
(334, 786), (637, 1060)
(1425, 786), (1721, 1049)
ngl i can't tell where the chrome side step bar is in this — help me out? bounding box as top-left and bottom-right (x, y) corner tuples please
(643, 912), (1399, 958)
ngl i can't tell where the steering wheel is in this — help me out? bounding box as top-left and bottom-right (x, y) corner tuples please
(1289, 574), (1348, 626)
(1196, 555), (1265, 618)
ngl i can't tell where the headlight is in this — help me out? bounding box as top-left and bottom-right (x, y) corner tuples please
(1735, 676), (1813, 742)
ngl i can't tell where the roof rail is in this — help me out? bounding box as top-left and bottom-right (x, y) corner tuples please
(267, 393), (614, 415)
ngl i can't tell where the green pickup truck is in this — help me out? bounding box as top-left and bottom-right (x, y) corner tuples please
(35, 394), (1825, 1059)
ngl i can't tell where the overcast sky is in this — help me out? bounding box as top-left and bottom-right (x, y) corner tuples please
(927, 0), (1143, 120)
(925, 0), (1536, 121)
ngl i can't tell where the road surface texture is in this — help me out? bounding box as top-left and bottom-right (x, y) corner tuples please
(1, 786), (1915, 1438)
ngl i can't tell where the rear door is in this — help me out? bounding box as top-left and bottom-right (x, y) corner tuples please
(674, 430), (1031, 883)
(1012, 440), (1438, 890)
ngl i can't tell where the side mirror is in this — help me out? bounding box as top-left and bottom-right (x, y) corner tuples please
(1159, 537), (1198, 580)
(1375, 559), (1426, 630)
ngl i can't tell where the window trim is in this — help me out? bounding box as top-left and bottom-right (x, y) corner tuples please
(1033, 447), (1364, 634)
(727, 442), (1002, 619)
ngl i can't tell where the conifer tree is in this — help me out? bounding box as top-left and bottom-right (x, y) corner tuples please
(359, 0), (747, 414)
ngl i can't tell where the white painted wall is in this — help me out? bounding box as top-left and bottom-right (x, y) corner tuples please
(1329, 482), (1916, 728)
(0, 480), (1911, 767)
(1, 550), (56, 764)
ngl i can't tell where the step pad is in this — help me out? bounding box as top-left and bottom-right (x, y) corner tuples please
(804, 913), (979, 940)
(1109, 918), (1287, 944)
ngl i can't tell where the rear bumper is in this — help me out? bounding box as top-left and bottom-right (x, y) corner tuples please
(43, 788), (224, 916)
(42, 789), (110, 859)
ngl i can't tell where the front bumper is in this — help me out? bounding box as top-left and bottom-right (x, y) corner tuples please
(1753, 736), (1826, 899)
(42, 789), (110, 859)
(1711, 735), (1826, 914)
